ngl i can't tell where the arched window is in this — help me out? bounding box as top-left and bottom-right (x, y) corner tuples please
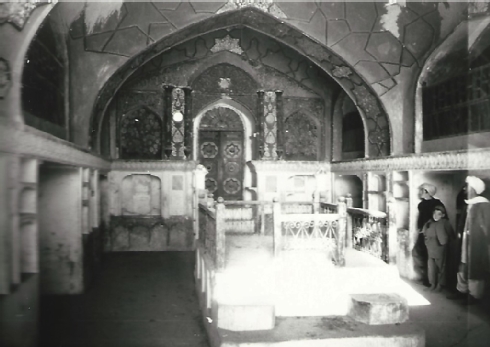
(22, 15), (66, 138)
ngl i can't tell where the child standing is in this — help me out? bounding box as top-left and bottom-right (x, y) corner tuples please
(422, 205), (455, 292)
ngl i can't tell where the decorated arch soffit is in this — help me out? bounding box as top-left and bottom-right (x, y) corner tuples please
(0, 1), (46, 31)
(91, 7), (400, 157)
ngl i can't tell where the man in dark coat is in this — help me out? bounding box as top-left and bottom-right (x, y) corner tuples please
(413, 183), (443, 286)
(449, 176), (490, 304)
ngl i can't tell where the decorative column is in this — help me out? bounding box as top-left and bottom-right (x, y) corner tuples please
(162, 84), (174, 159)
(275, 90), (284, 159)
(263, 91), (278, 160)
(183, 87), (193, 159)
(171, 87), (186, 159)
(256, 90), (265, 159)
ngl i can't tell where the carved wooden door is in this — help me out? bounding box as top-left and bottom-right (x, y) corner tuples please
(198, 107), (244, 201)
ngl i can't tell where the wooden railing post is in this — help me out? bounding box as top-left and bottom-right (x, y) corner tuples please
(345, 194), (353, 248)
(313, 190), (320, 214)
(273, 198), (282, 257)
(336, 196), (347, 267)
(215, 197), (226, 270)
(387, 195), (397, 264)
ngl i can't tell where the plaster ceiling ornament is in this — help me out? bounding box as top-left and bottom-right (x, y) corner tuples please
(332, 66), (353, 79)
(0, 58), (12, 99)
(211, 35), (243, 55)
(0, 1), (43, 30)
(217, 0), (286, 19)
(218, 77), (231, 91)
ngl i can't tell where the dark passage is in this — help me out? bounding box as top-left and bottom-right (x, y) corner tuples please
(40, 252), (209, 347)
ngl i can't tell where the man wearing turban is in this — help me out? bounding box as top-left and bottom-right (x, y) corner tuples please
(448, 176), (490, 304)
(413, 183), (444, 286)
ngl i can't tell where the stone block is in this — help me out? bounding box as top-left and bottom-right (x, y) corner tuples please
(348, 293), (408, 325)
(217, 304), (275, 331)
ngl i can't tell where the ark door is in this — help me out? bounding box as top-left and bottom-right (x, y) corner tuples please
(198, 107), (244, 201)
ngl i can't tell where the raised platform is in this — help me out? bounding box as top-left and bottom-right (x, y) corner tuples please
(213, 316), (424, 347)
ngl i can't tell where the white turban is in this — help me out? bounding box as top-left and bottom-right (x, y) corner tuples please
(419, 183), (436, 197)
(466, 176), (485, 195)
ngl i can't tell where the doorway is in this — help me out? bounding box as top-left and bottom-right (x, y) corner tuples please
(198, 107), (244, 201)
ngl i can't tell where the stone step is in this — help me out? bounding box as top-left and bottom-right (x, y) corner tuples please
(217, 304), (275, 331)
(348, 293), (409, 325)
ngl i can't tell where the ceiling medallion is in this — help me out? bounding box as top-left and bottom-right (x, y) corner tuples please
(211, 35), (243, 55)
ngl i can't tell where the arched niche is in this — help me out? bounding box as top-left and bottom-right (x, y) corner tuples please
(90, 8), (390, 158)
(332, 91), (367, 161)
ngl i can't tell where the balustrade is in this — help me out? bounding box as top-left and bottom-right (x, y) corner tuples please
(348, 207), (389, 262)
(196, 195), (394, 270)
(273, 197), (347, 266)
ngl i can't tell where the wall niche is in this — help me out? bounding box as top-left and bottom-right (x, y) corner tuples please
(121, 174), (161, 216)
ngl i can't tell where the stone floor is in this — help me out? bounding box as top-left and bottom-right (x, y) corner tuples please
(39, 252), (209, 347)
(39, 252), (490, 347)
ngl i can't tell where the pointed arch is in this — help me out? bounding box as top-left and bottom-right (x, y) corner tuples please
(90, 8), (390, 157)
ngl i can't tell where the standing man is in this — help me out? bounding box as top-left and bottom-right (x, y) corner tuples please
(413, 183), (443, 286)
(448, 176), (490, 304)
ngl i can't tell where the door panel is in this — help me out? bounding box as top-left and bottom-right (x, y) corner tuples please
(199, 130), (243, 200)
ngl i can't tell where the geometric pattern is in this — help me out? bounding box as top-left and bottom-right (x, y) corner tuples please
(171, 87), (185, 158)
(223, 178), (241, 195)
(263, 91), (277, 159)
(200, 142), (218, 159)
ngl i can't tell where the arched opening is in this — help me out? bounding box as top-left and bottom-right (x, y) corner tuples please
(334, 174), (363, 208)
(342, 111), (365, 160)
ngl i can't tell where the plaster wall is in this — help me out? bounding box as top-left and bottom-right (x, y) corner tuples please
(251, 161), (331, 203)
(38, 166), (83, 294)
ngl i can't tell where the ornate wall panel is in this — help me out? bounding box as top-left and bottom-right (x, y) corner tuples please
(117, 91), (163, 160)
(191, 63), (259, 116)
(119, 108), (162, 160)
(284, 111), (319, 161)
